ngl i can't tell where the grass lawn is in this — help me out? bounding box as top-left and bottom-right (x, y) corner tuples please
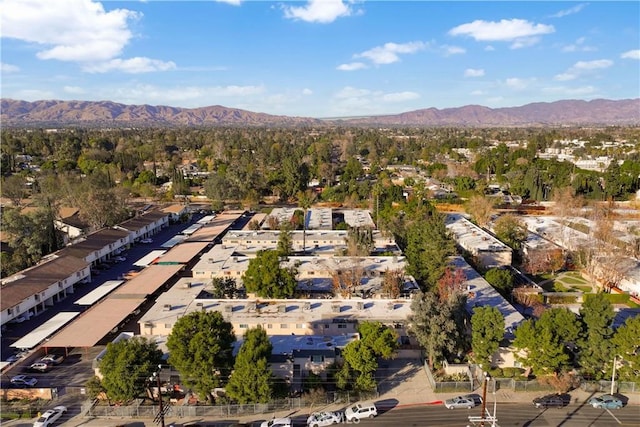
(560, 276), (587, 285)
(571, 285), (592, 292)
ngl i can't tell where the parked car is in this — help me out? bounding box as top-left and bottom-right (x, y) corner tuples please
(588, 394), (623, 409)
(28, 361), (53, 372)
(10, 313), (31, 323)
(6, 350), (29, 363)
(444, 395), (476, 409)
(463, 393), (484, 406)
(33, 406), (67, 427)
(41, 353), (65, 365)
(140, 238), (153, 244)
(259, 417), (291, 427)
(11, 375), (38, 387)
(306, 410), (343, 427)
(114, 256), (127, 262)
(533, 393), (570, 409)
(344, 402), (377, 421)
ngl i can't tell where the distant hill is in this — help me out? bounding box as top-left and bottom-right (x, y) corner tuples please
(0, 99), (322, 127)
(1, 98), (638, 127)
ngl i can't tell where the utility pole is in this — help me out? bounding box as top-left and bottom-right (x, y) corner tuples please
(479, 372), (489, 427)
(152, 365), (166, 427)
(611, 355), (618, 395)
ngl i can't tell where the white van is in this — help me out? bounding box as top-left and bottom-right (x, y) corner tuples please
(344, 402), (377, 421)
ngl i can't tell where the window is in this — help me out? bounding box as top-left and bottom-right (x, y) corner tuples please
(164, 323), (172, 328)
(35, 294), (40, 302)
(296, 324), (304, 329)
(311, 355), (325, 363)
(338, 324), (347, 329)
(280, 324), (288, 329)
(323, 324), (329, 329)
(239, 324), (248, 329)
(267, 324), (273, 329)
(76, 272), (81, 277)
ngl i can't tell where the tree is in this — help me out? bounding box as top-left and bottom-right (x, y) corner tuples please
(493, 214), (527, 251)
(338, 321), (398, 392)
(166, 311), (236, 403)
(381, 269), (404, 299)
(98, 337), (163, 404)
(611, 316), (640, 383)
(436, 267), (467, 302)
(404, 214), (456, 291)
(345, 226), (374, 257)
(211, 277), (238, 299)
(408, 291), (459, 369)
(466, 195), (494, 228)
(226, 327), (273, 403)
(277, 225), (293, 259)
(297, 189), (316, 254)
(578, 293), (615, 379)
(358, 321), (399, 360)
(471, 306), (504, 368)
(513, 308), (577, 375)
(242, 250), (298, 298)
(484, 268), (514, 295)
(1, 174), (28, 207)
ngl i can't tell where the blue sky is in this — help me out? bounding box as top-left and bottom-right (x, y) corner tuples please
(1, 0), (639, 118)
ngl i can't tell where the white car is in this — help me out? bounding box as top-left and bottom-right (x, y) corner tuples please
(344, 402), (377, 422)
(444, 395), (476, 409)
(307, 411), (342, 427)
(140, 238), (153, 244)
(260, 417), (292, 427)
(33, 406), (67, 427)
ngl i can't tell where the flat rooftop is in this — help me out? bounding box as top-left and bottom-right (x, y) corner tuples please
(446, 214), (511, 253)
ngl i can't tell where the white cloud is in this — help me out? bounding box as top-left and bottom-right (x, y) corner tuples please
(215, 0), (241, 5)
(464, 68), (485, 77)
(573, 59), (613, 70)
(542, 85), (597, 96)
(449, 19), (554, 48)
(561, 36), (596, 52)
(470, 90), (485, 96)
(336, 62), (367, 71)
(621, 50), (640, 60)
(381, 91), (420, 102)
(110, 83), (266, 104)
(505, 77), (530, 90)
(443, 45), (466, 56)
(283, 0), (352, 24)
(1, 62), (20, 73)
(82, 57), (177, 73)
(554, 59), (613, 81)
(1, 0), (140, 62)
(302, 88), (313, 95)
(549, 3), (587, 18)
(331, 86), (421, 115)
(554, 73), (576, 81)
(484, 45), (495, 51)
(356, 41), (426, 65)
(63, 86), (85, 94)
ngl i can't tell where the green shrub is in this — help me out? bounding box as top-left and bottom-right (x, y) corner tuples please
(502, 367), (525, 378)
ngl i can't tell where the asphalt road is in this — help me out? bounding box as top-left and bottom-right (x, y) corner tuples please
(4, 402), (638, 427)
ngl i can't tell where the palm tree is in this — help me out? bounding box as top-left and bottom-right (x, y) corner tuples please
(297, 189), (317, 254)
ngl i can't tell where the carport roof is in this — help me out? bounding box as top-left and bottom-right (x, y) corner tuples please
(44, 298), (146, 348)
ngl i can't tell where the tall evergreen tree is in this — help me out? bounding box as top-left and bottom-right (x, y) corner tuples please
(578, 293), (615, 379)
(226, 327), (273, 403)
(471, 306), (505, 369)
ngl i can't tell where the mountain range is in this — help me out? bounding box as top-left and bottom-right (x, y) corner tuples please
(1, 98), (638, 127)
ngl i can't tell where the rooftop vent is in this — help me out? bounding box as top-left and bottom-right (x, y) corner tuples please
(278, 305), (286, 313)
(357, 302), (364, 310)
(332, 305), (340, 313)
(225, 305), (233, 313)
(304, 302), (311, 310)
(163, 304), (172, 311)
(184, 281), (192, 289)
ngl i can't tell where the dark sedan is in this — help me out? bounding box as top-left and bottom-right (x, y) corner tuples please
(533, 393), (570, 409)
